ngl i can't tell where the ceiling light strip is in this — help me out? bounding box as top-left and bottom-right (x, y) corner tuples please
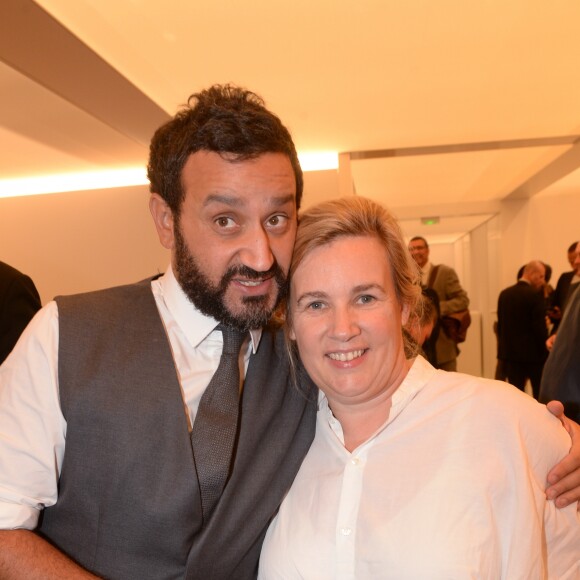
(0, 168), (148, 199)
(0, 152), (339, 199)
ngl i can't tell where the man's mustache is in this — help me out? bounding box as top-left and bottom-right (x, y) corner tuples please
(222, 264), (282, 282)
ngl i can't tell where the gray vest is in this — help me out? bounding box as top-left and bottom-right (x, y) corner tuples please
(38, 279), (316, 579)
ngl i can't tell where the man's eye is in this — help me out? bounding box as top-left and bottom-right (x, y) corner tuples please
(215, 217), (235, 228)
(267, 215), (288, 228)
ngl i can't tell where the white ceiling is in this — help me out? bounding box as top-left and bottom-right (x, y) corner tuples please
(1, 0), (580, 241)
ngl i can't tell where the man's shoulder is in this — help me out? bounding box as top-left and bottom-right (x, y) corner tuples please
(433, 263), (456, 278)
(55, 276), (160, 320)
(55, 276), (166, 350)
(0, 260), (21, 279)
(502, 281), (541, 302)
(556, 270), (574, 285)
(501, 281), (527, 295)
(516, 280), (538, 295)
(0, 261), (31, 288)
(55, 276), (157, 304)
(433, 264), (463, 289)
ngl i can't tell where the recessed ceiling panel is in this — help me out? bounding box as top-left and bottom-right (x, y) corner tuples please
(0, 61), (148, 178)
(2, 0), (580, 210)
(351, 145), (572, 208)
(536, 164), (580, 198)
(35, 0), (580, 153)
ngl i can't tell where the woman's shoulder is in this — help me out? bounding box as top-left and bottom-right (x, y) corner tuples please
(422, 369), (570, 454)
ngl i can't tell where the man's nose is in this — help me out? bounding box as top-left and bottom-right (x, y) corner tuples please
(237, 226), (275, 273)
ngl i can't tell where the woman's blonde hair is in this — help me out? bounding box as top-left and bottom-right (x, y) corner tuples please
(285, 196), (422, 380)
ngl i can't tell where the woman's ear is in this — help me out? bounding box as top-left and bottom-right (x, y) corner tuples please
(149, 194), (175, 250)
(401, 302), (411, 326)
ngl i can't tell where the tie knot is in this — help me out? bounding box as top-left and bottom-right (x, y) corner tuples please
(217, 324), (246, 356)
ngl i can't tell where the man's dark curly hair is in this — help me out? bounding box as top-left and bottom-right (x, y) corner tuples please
(147, 84), (303, 214)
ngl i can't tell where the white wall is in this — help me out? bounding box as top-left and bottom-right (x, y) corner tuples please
(464, 216), (502, 379)
(0, 185), (169, 305)
(0, 169), (337, 305)
(499, 191), (580, 289)
(434, 190), (579, 379)
(1, 183), (577, 378)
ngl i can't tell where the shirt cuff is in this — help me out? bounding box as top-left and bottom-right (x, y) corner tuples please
(0, 501), (40, 530)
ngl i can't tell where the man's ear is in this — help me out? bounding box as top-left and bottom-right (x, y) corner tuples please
(149, 194), (175, 250)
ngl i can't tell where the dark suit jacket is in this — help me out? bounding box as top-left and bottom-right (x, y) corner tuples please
(0, 261), (41, 364)
(540, 286), (580, 422)
(553, 270), (573, 305)
(552, 271), (579, 315)
(497, 280), (548, 364)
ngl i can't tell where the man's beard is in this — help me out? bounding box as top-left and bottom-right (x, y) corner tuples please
(173, 226), (288, 332)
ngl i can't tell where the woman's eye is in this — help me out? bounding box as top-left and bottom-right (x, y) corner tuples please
(359, 295), (375, 304)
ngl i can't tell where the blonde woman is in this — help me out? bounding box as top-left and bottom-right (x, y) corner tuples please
(259, 197), (579, 579)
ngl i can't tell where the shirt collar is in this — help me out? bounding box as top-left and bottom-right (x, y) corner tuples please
(319, 355), (435, 414)
(319, 355), (437, 444)
(157, 266), (262, 353)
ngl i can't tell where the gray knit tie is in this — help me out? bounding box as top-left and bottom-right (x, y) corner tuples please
(191, 324), (246, 524)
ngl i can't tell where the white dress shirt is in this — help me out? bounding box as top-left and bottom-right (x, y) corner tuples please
(259, 356), (579, 579)
(0, 267), (260, 530)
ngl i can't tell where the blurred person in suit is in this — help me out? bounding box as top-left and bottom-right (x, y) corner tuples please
(540, 283), (580, 423)
(0, 260), (41, 364)
(549, 241), (580, 329)
(408, 236), (469, 371)
(497, 260), (548, 399)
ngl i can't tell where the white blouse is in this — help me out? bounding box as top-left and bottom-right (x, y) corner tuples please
(259, 356), (579, 579)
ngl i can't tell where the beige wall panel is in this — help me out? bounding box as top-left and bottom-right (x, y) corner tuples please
(0, 185), (169, 304)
